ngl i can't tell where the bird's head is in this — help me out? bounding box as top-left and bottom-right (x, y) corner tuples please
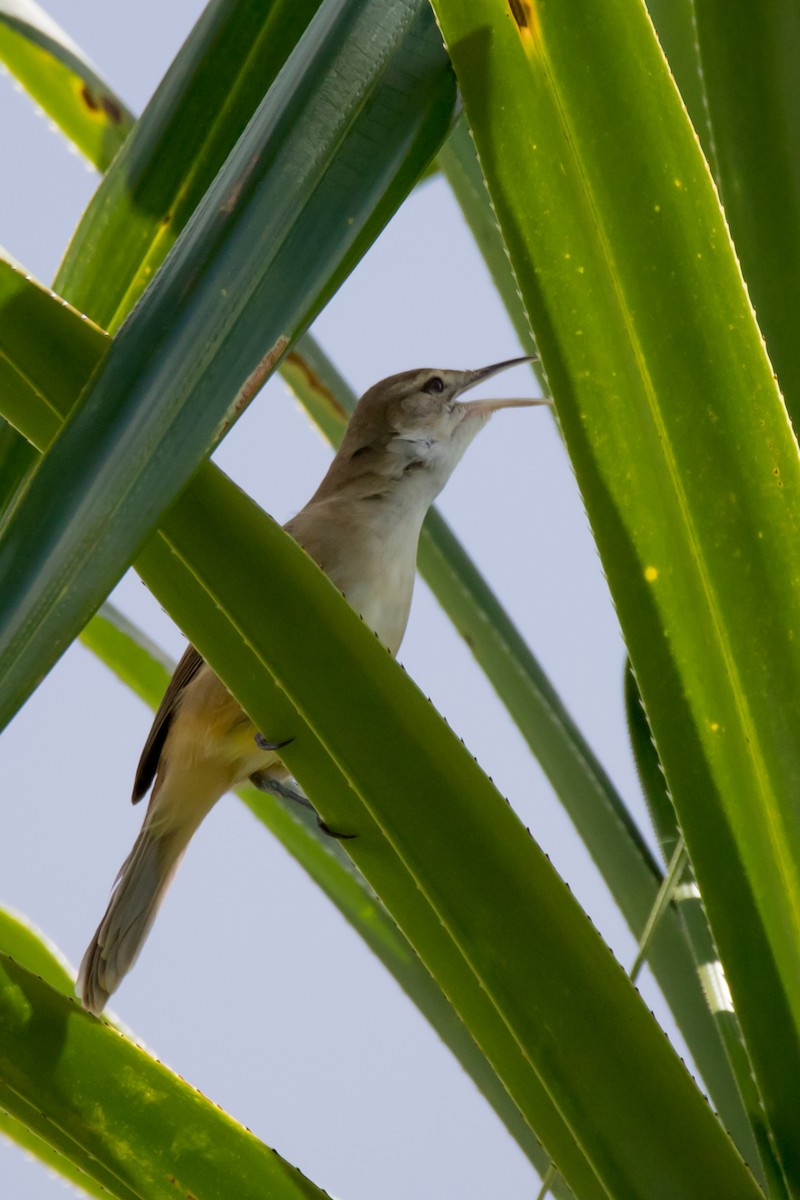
(317, 356), (547, 506)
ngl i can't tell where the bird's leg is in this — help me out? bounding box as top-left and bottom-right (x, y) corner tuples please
(317, 818), (356, 841)
(249, 772), (313, 809)
(248, 772), (356, 840)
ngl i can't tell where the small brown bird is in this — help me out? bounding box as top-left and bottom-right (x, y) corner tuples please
(78, 356), (546, 1013)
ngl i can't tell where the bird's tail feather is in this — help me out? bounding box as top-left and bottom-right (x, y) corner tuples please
(78, 821), (186, 1015)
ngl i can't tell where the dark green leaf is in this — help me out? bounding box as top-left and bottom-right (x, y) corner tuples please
(55, 0), (324, 328)
(0, 256), (759, 1197)
(625, 666), (776, 1191)
(0, 258), (557, 1183)
(285, 309), (753, 1164)
(0, 255), (107, 451)
(0, 0), (457, 732)
(0, 419), (36, 519)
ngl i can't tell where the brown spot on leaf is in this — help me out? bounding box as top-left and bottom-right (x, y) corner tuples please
(100, 94), (124, 124)
(285, 351), (349, 421)
(238, 336), (289, 409)
(507, 0), (541, 50)
(216, 336), (290, 438)
(80, 85), (99, 111)
(220, 152), (261, 214)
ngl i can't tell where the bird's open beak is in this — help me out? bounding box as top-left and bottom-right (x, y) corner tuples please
(465, 396), (552, 415)
(457, 355), (551, 415)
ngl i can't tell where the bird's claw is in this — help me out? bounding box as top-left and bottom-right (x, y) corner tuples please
(249, 759), (354, 838)
(317, 817), (356, 841)
(255, 732), (294, 751)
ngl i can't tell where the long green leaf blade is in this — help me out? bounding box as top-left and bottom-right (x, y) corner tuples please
(0, 908), (124, 1199)
(137, 497), (608, 1198)
(0, 247), (748, 1165)
(0, 257), (757, 1197)
(0, 907), (73, 995)
(54, 0), (323, 328)
(83, 603), (558, 1184)
(434, 68), (761, 1170)
(0, 950), (329, 1200)
(282, 332), (755, 1155)
(428, 0), (800, 1189)
(651, 0), (800, 420)
(136, 462), (760, 1200)
(0, 0), (133, 171)
(0, 253), (107, 450)
(625, 669), (785, 1197)
(0, 258), (561, 1183)
(39, 10), (716, 1153)
(0, 420), (35, 519)
(0, 0), (456, 732)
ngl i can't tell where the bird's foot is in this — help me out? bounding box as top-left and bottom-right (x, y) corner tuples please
(317, 817), (356, 840)
(249, 773), (312, 808)
(248, 770), (356, 839)
(255, 732), (294, 751)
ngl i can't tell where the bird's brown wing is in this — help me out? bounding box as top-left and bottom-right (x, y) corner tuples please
(131, 644), (205, 803)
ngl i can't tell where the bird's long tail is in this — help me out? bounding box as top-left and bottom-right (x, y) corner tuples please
(78, 820), (187, 1015)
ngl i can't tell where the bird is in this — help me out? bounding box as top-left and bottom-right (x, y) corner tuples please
(77, 356), (547, 1014)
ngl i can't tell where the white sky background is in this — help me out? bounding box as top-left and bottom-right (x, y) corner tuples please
(0, 3), (682, 1197)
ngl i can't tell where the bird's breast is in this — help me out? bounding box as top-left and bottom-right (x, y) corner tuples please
(288, 494), (427, 656)
(341, 546), (416, 655)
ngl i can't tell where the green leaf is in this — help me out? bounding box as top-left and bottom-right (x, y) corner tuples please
(429, 0), (800, 1189)
(0, 1108), (116, 1200)
(81, 602), (173, 707)
(0, 906), (73, 996)
(0, 254), (108, 451)
(0, 419), (36, 519)
(434, 86), (759, 1178)
(0, 0), (133, 171)
(54, 0), (324, 329)
(648, 0), (800, 424)
(86, 601), (557, 1183)
(0, 907), (121, 1198)
(133, 462), (761, 1200)
(626, 666), (786, 1197)
(0, 0), (457, 734)
(644, 0), (716, 164)
(0, 951), (329, 1200)
(138, 494), (607, 1198)
(0, 259), (558, 1182)
(0, 257), (758, 1198)
(282, 334), (753, 1151)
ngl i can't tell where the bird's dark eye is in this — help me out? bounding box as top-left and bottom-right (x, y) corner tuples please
(423, 376), (445, 394)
